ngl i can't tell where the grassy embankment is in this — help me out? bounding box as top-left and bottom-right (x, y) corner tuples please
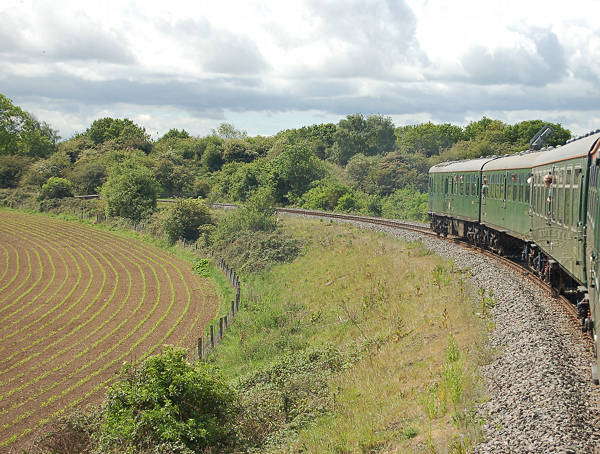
(211, 216), (494, 453)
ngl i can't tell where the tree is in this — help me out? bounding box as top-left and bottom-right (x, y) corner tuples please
(157, 128), (190, 142)
(503, 120), (571, 147)
(58, 134), (95, 163)
(267, 142), (327, 203)
(21, 152), (71, 187)
(463, 117), (497, 140)
(0, 93), (59, 158)
(395, 122), (464, 156)
(202, 142), (224, 171)
(153, 152), (194, 197)
(275, 123), (336, 159)
(331, 114), (395, 165)
(162, 198), (213, 244)
(0, 155), (33, 188)
(100, 347), (235, 453)
(39, 177), (74, 200)
(68, 161), (107, 194)
(85, 117), (151, 153)
(222, 139), (258, 163)
(346, 153), (379, 192)
(212, 122), (247, 140)
(101, 159), (158, 221)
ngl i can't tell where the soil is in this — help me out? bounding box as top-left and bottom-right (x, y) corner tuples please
(0, 211), (219, 451)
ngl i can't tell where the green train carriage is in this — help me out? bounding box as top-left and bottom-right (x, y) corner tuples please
(428, 158), (493, 237)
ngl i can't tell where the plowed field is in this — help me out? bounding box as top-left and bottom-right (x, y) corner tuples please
(0, 210), (218, 450)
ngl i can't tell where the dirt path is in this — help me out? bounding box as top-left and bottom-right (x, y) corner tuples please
(0, 211), (219, 451)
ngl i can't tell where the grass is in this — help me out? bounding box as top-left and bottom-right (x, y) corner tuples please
(211, 216), (492, 452)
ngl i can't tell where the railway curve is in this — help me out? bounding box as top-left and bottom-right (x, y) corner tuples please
(274, 207), (600, 453)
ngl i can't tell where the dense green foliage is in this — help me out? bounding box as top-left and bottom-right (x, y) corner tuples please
(209, 189), (300, 272)
(101, 159), (158, 222)
(0, 93), (575, 224)
(0, 154), (33, 188)
(85, 117), (151, 152)
(100, 348), (235, 453)
(162, 198), (213, 244)
(0, 94), (59, 158)
(39, 177), (74, 200)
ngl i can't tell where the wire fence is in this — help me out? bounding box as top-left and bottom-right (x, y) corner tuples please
(196, 257), (241, 361)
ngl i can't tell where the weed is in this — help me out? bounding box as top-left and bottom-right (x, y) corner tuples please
(432, 264), (450, 288)
(192, 258), (211, 277)
(442, 336), (464, 404)
(476, 287), (497, 317)
(401, 427), (418, 439)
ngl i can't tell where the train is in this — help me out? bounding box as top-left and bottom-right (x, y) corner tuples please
(428, 130), (600, 382)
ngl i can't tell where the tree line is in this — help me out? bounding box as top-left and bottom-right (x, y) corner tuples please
(0, 93), (572, 222)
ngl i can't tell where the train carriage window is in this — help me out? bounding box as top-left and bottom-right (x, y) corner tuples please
(525, 173), (531, 204)
(476, 176), (480, 196)
(466, 174), (470, 195)
(511, 174), (517, 201)
(444, 177), (448, 194)
(502, 174), (507, 201)
(565, 169), (572, 226)
(559, 168), (565, 224)
(518, 174), (523, 202)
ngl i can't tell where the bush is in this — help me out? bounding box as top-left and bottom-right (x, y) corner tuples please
(162, 198), (213, 244)
(68, 161), (107, 194)
(300, 180), (352, 211)
(213, 187), (277, 242)
(234, 345), (346, 449)
(0, 154), (33, 188)
(381, 187), (428, 221)
(192, 258), (211, 277)
(101, 159), (158, 222)
(99, 347), (236, 453)
(39, 177), (74, 200)
(212, 229), (300, 273)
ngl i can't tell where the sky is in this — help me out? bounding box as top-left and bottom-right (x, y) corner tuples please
(2, 0), (600, 141)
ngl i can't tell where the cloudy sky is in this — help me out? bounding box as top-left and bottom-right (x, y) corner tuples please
(2, 0), (600, 140)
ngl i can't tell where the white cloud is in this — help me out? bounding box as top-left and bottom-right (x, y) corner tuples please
(1, 0), (600, 139)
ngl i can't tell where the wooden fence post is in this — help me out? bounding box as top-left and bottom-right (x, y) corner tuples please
(231, 300), (235, 316)
(210, 325), (214, 348)
(219, 317), (224, 339)
(197, 337), (203, 361)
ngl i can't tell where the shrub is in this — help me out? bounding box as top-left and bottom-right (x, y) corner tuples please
(234, 345), (346, 449)
(101, 159), (158, 222)
(300, 180), (351, 211)
(0, 154), (33, 188)
(99, 347), (236, 453)
(381, 187), (428, 221)
(212, 230), (300, 273)
(162, 198), (213, 244)
(68, 161), (107, 194)
(39, 177), (74, 200)
(192, 258), (211, 277)
(212, 187), (277, 242)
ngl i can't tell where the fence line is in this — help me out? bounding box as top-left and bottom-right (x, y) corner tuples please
(195, 256), (241, 361)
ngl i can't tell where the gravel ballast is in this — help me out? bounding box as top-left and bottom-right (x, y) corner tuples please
(290, 213), (600, 453)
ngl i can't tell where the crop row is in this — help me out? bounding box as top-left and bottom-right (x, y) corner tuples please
(0, 211), (215, 449)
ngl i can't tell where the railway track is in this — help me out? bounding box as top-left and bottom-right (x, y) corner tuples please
(241, 204), (585, 334)
(259, 205), (600, 451)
